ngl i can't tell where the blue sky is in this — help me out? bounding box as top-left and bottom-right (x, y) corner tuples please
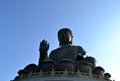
(0, 0), (120, 81)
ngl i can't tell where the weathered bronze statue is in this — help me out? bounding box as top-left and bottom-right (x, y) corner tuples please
(38, 28), (87, 65)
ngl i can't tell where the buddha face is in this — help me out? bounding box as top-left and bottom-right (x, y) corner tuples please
(58, 28), (73, 46)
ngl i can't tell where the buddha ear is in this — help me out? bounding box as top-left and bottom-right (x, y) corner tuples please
(71, 35), (73, 40)
(72, 35), (73, 39)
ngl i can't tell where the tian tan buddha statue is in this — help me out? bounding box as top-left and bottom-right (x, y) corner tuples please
(39, 28), (87, 63)
(38, 28), (96, 72)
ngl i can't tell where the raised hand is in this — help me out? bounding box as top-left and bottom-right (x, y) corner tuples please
(39, 39), (49, 65)
(39, 39), (49, 53)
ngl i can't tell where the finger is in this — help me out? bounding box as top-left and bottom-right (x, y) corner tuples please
(42, 40), (46, 44)
(46, 43), (49, 46)
(45, 40), (47, 44)
(40, 40), (45, 46)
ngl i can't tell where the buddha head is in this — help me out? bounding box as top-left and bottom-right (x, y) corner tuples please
(58, 28), (73, 46)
